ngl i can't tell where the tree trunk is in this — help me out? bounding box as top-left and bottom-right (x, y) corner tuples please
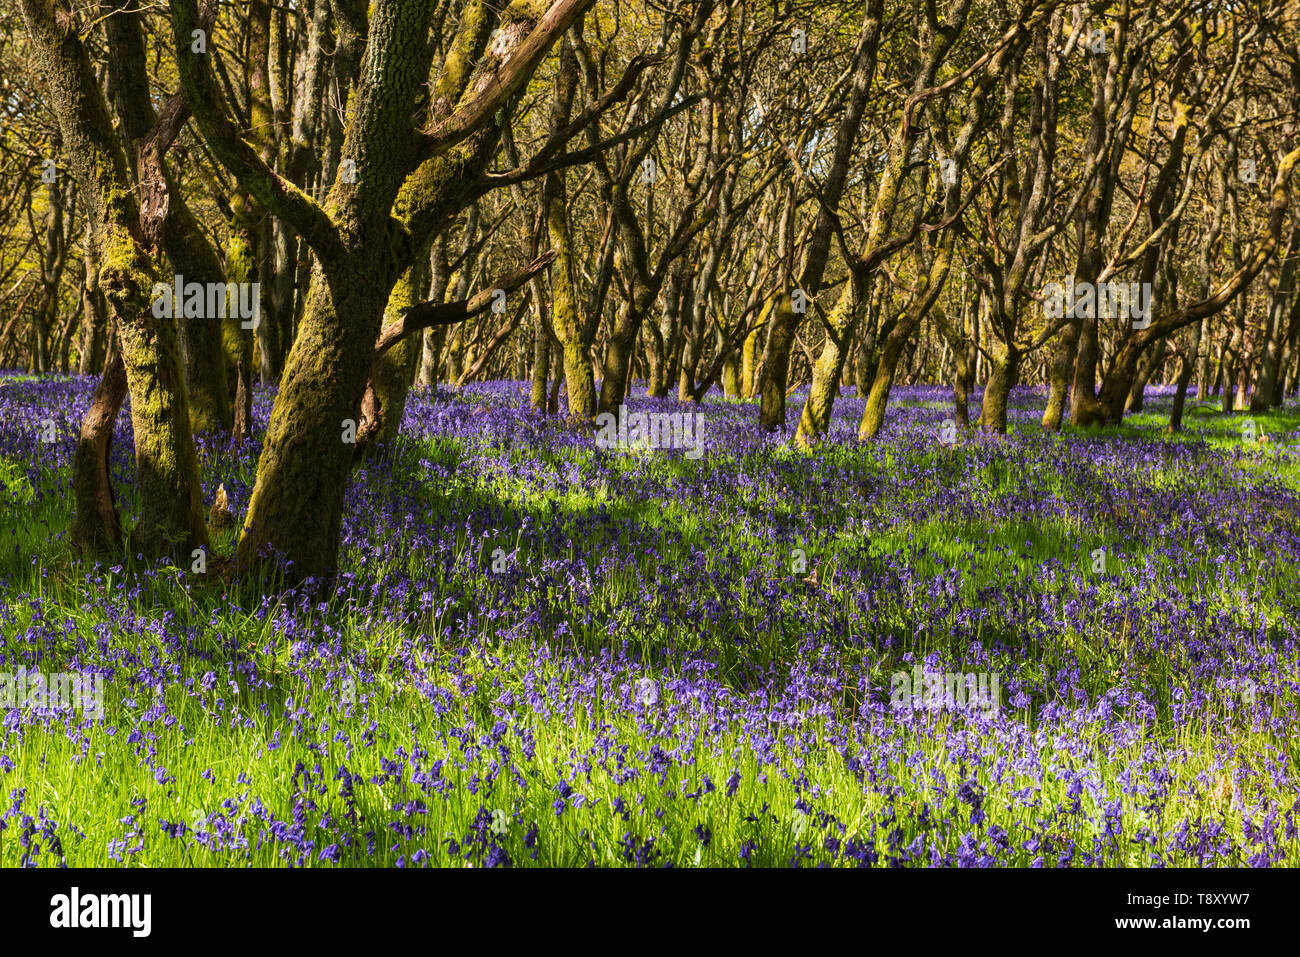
(24, 0), (208, 559)
(1125, 338), (1166, 413)
(72, 344), (126, 552)
(418, 236), (450, 388)
(530, 303), (551, 411)
(1168, 346), (1196, 433)
(235, 258), (391, 576)
(78, 225), (108, 375)
(544, 68), (596, 422)
(857, 315), (914, 441)
(794, 286), (856, 444)
(980, 344), (1019, 434)
(740, 305), (766, 398)
(599, 323), (636, 413)
(369, 246), (432, 445)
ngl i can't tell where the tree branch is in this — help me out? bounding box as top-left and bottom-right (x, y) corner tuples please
(373, 250), (557, 356)
(417, 0), (597, 162)
(167, 0), (343, 260)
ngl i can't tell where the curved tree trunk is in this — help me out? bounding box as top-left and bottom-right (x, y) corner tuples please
(794, 286), (856, 445)
(24, 0), (208, 560)
(72, 344), (126, 553)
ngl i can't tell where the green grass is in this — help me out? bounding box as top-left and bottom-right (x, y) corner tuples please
(2, 386), (1298, 866)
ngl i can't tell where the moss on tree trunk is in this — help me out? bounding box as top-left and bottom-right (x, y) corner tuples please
(546, 165), (597, 421)
(23, 0), (209, 561)
(104, 228), (209, 557)
(757, 297), (796, 429)
(795, 286), (857, 445)
(235, 260), (385, 579)
(370, 248), (432, 447)
(980, 345), (1019, 434)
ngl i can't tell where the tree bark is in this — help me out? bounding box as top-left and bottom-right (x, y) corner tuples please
(72, 344), (127, 552)
(24, 0), (209, 559)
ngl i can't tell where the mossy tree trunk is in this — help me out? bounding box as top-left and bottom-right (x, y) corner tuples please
(236, 256), (398, 575)
(719, 323), (741, 399)
(980, 343), (1019, 434)
(170, 194), (234, 434)
(543, 36), (596, 421)
(794, 284), (856, 445)
(856, 323), (912, 442)
(23, 0), (208, 560)
(171, 0), (595, 581)
(529, 303), (553, 411)
(418, 236), (451, 388)
(224, 213), (258, 441)
(1040, 316), (1079, 431)
(78, 223), (108, 375)
(951, 345), (972, 427)
(599, 293), (651, 413)
(547, 175), (597, 419)
(740, 303), (766, 398)
(369, 246), (432, 447)
(102, 0), (230, 434)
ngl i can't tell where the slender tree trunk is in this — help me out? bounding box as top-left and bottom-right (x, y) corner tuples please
(1168, 341), (1197, 433)
(72, 343), (127, 552)
(794, 286), (856, 444)
(530, 303), (551, 411)
(418, 236), (450, 388)
(78, 224), (108, 375)
(720, 321), (741, 399)
(740, 304), (766, 398)
(543, 39), (596, 422)
(1195, 316), (1213, 402)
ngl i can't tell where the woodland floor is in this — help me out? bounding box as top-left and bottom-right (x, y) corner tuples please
(1, 375), (1298, 866)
